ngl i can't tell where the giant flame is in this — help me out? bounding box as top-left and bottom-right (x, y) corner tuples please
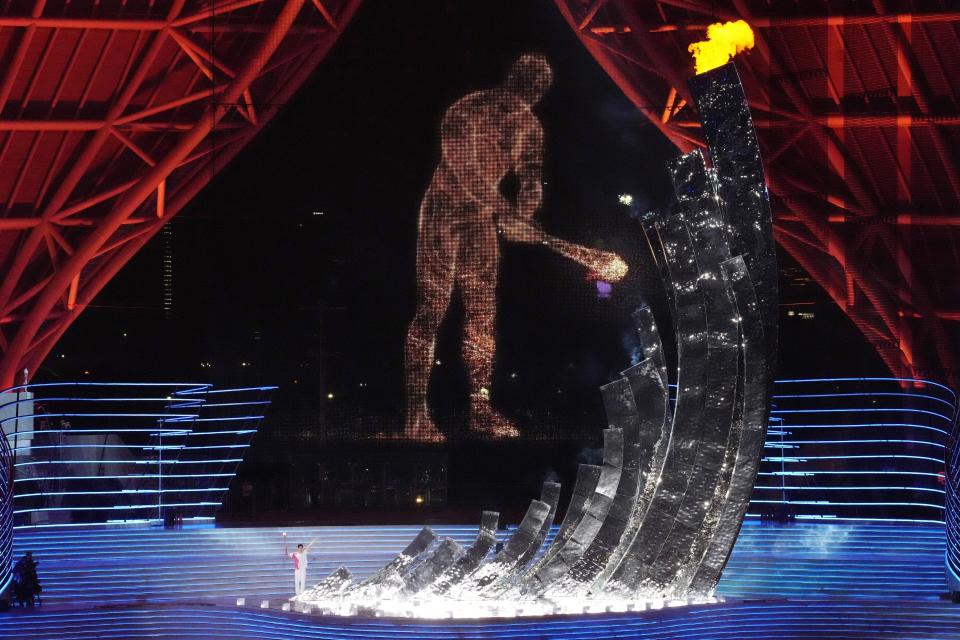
(688, 20), (755, 74)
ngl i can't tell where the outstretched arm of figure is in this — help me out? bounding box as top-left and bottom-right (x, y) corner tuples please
(515, 115), (544, 219)
(497, 113), (545, 242)
(305, 538), (319, 553)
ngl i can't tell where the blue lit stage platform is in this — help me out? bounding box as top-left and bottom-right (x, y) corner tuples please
(2, 520), (959, 639)
(2, 377), (957, 637)
(6, 521), (949, 604)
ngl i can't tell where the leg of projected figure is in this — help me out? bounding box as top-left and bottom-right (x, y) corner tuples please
(459, 221), (519, 439)
(404, 196), (458, 442)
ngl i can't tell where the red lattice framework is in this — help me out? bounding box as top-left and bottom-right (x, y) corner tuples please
(0, 0), (361, 387)
(555, 0), (960, 387)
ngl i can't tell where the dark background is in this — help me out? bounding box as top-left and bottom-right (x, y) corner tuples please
(43, 0), (885, 521)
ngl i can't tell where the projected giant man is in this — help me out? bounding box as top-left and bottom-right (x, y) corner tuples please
(404, 54), (628, 441)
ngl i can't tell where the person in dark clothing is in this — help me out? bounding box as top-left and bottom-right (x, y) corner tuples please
(12, 551), (41, 607)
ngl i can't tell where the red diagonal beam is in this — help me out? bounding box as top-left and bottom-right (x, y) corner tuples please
(0, 1), (186, 315)
(17, 0), (366, 378)
(646, 10), (960, 30)
(1, 0), (309, 386)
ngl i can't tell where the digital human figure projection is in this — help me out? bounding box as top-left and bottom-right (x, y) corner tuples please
(403, 54), (628, 442)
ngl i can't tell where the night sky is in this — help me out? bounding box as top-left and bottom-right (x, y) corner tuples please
(49, 0), (884, 444)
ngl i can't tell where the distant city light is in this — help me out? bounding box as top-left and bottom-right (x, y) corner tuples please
(415, 495), (424, 504)
(618, 193), (634, 206)
(327, 392), (335, 400)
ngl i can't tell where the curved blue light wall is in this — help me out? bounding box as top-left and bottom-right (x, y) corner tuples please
(1, 382), (275, 529)
(751, 377), (955, 523)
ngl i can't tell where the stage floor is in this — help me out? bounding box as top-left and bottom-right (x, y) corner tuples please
(1, 520), (956, 639)
(4, 599), (960, 639)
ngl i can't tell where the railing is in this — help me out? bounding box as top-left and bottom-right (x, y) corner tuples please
(750, 377), (955, 524)
(1, 382), (275, 530)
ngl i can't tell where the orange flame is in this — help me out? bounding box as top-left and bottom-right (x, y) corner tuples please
(688, 20), (755, 75)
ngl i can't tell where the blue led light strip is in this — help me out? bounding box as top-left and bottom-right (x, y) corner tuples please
(773, 423), (950, 436)
(13, 502), (222, 515)
(769, 407), (954, 423)
(754, 486), (946, 494)
(764, 439), (945, 448)
(14, 488), (230, 499)
(763, 454), (944, 463)
(13, 473), (236, 483)
(771, 391), (956, 409)
(773, 377), (956, 399)
(14, 458), (243, 467)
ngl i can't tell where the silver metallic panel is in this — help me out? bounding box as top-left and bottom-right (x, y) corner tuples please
(686, 257), (770, 595)
(456, 494), (554, 595)
(596, 336), (671, 594)
(524, 428), (624, 594)
(619, 192), (743, 595)
(402, 538), (465, 595)
(424, 510), (499, 596)
(688, 62), (778, 374)
(517, 463), (601, 587)
(293, 565), (353, 602)
(481, 482), (562, 596)
(544, 361), (667, 597)
(658, 150), (740, 595)
(617, 217), (705, 594)
(346, 527), (437, 600)
(681, 63), (776, 596)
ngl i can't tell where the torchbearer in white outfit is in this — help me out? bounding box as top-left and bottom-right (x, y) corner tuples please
(283, 533), (317, 595)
